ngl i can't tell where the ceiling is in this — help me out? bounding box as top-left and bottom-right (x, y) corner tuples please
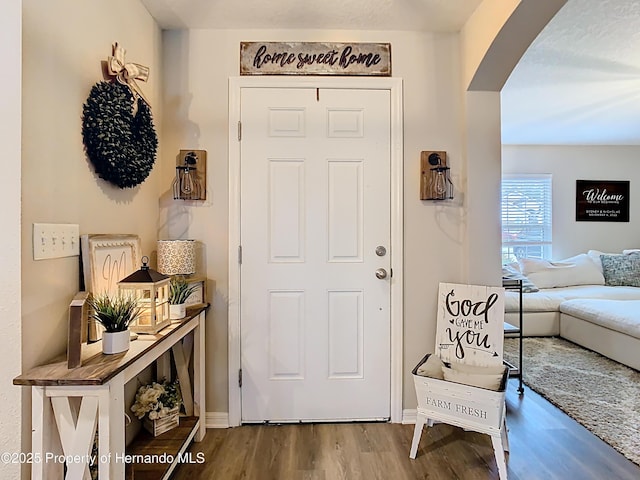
(141, 0), (483, 32)
(502, 0), (640, 145)
(143, 0), (640, 145)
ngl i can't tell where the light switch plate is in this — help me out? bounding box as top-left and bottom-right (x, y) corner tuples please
(33, 223), (80, 260)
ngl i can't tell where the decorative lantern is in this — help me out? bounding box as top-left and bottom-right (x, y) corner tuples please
(118, 256), (170, 334)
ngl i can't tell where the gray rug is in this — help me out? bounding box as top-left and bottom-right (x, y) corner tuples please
(504, 337), (640, 466)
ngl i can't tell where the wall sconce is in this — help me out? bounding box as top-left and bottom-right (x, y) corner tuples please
(118, 256), (171, 334)
(420, 150), (453, 200)
(173, 149), (206, 200)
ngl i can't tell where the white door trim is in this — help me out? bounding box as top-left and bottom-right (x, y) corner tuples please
(228, 76), (404, 426)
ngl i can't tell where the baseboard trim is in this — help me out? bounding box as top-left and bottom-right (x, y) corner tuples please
(402, 409), (417, 424)
(206, 412), (230, 428)
(207, 411), (417, 427)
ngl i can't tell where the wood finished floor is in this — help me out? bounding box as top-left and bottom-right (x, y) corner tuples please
(172, 381), (640, 480)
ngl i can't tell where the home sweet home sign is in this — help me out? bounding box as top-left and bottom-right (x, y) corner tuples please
(240, 42), (391, 76)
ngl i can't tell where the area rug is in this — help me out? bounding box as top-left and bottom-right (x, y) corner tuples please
(503, 337), (640, 465)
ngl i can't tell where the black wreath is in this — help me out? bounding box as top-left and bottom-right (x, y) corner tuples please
(82, 81), (158, 189)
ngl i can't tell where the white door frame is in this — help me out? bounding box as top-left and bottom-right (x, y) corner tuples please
(228, 76), (404, 426)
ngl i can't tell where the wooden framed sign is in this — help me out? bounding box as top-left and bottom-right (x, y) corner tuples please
(576, 180), (629, 222)
(435, 283), (505, 366)
(240, 42), (391, 76)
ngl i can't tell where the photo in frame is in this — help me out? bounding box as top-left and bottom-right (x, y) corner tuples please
(576, 180), (629, 222)
(80, 234), (142, 341)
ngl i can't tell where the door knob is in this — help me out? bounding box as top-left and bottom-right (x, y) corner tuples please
(375, 268), (388, 279)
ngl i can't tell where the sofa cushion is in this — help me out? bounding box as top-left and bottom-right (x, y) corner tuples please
(601, 252), (640, 287)
(559, 299), (640, 340)
(519, 254), (604, 289)
(504, 284), (640, 312)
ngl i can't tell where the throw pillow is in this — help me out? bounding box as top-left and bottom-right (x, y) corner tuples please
(441, 366), (504, 391)
(501, 264), (539, 292)
(416, 354), (445, 379)
(450, 362), (506, 375)
(587, 249), (618, 274)
(519, 254), (604, 289)
(600, 253), (640, 287)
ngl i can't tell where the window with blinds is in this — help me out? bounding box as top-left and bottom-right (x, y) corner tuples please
(501, 174), (552, 264)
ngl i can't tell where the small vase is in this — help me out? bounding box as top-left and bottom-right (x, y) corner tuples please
(102, 330), (130, 354)
(170, 303), (186, 320)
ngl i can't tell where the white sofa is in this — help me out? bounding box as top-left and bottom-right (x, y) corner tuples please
(503, 250), (640, 370)
(504, 284), (640, 336)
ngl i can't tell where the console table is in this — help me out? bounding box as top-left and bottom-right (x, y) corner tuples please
(14, 306), (207, 480)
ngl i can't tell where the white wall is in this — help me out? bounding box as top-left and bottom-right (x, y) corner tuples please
(0, 1), (22, 478)
(503, 145), (640, 259)
(464, 91), (503, 285)
(20, 0), (163, 469)
(161, 29), (468, 413)
(11, 4), (558, 449)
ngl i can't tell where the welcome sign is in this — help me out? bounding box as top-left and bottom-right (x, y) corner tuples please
(576, 180), (629, 222)
(435, 283), (505, 366)
(240, 42), (391, 76)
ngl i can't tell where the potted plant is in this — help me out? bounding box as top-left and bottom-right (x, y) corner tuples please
(87, 292), (141, 354)
(131, 379), (182, 436)
(168, 276), (197, 320)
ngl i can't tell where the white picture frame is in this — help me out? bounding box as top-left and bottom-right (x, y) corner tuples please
(81, 234), (142, 296)
(80, 234), (142, 341)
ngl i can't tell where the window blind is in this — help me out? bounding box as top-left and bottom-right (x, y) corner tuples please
(501, 174), (552, 263)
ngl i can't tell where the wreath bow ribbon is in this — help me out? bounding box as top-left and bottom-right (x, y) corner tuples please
(107, 42), (150, 106)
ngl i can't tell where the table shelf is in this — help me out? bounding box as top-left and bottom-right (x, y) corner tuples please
(14, 306), (208, 480)
(502, 279), (524, 395)
(126, 416), (199, 480)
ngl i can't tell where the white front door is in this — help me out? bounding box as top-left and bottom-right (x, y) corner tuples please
(240, 87), (391, 422)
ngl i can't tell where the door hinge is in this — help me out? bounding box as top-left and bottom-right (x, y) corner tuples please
(238, 121), (242, 141)
(238, 245), (243, 264)
(238, 368), (243, 388)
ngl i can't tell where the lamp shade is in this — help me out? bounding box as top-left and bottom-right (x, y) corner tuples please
(157, 240), (196, 275)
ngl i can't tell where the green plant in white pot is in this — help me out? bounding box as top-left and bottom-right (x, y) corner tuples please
(87, 293), (141, 354)
(168, 276), (197, 320)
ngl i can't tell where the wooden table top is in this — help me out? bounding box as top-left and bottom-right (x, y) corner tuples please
(13, 305), (207, 387)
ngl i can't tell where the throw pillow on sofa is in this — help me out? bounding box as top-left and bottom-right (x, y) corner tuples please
(518, 254), (605, 289)
(588, 249), (620, 274)
(600, 252), (640, 287)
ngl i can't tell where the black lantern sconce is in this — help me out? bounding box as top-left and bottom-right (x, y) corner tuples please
(420, 150), (453, 200)
(173, 150), (206, 200)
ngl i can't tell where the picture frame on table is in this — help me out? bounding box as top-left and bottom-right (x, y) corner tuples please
(80, 234), (142, 341)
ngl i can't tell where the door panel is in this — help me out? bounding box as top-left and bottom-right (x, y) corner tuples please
(240, 87), (391, 422)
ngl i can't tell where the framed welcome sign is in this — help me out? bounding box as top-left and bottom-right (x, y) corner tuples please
(576, 180), (629, 222)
